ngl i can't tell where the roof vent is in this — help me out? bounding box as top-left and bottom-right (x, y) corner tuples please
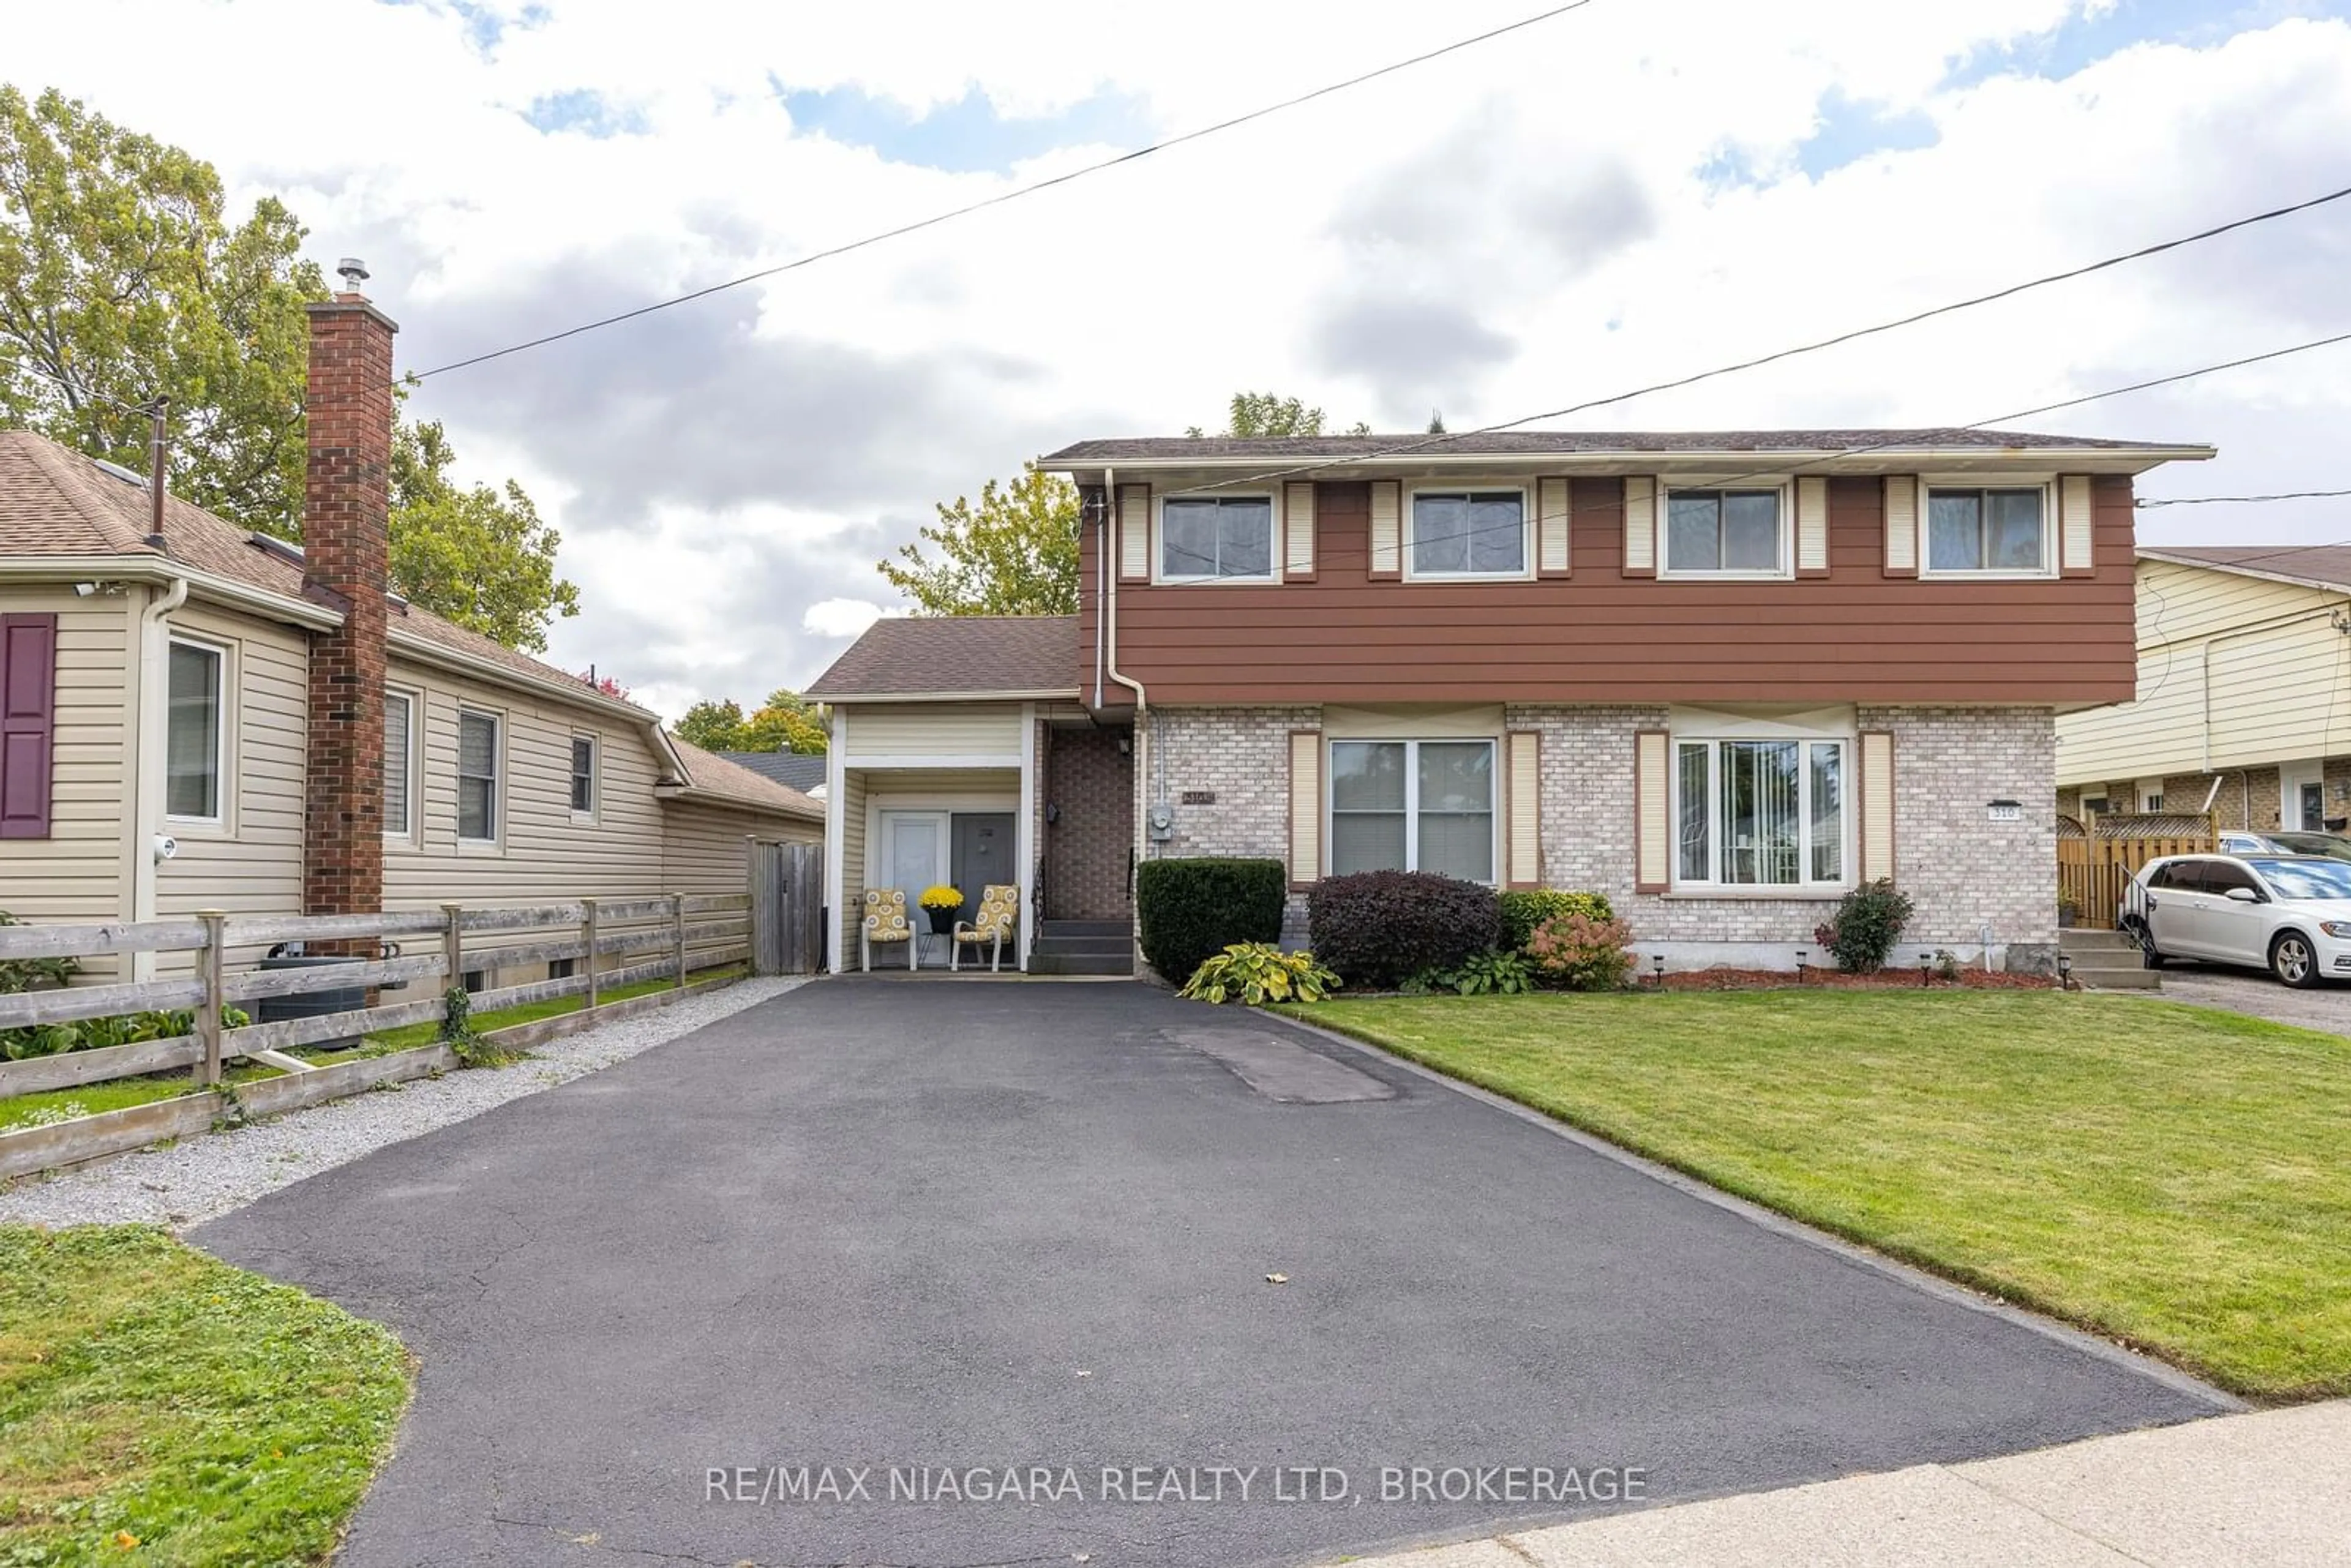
(92, 458), (149, 488)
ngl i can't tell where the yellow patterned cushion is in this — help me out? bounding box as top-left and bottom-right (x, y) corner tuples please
(863, 888), (912, 940)
(956, 883), (1020, 942)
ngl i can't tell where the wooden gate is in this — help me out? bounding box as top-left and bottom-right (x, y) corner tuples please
(2058, 823), (2213, 929)
(751, 841), (826, 974)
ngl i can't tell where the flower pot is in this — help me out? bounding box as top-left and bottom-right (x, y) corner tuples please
(2057, 907), (2078, 929)
(926, 907), (956, 935)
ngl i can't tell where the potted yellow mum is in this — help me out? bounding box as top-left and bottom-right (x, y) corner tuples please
(918, 885), (963, 935)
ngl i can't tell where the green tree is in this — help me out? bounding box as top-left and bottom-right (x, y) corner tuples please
(673, 689), (827, 754)
(674, 699), (748, 751)
(0, 85), (578, 651)
(1187, 390), (1370, 439)
(878, 462), (1079, 617)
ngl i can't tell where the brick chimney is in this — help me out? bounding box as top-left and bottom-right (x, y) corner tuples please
(301, 266), (397, 923)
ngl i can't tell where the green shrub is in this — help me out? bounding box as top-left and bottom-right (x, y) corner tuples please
(1452, 950), (1535, 995)
(1815, 879), (1915, 973)
(1136, 858), (1287, 983)
(1307, 871), (1500, 990)
(1498, 889), (1614, 952)
(1179, 942), (1337, 1006)
(1526, 912), (1637, 991)
(2, 1004), (249, 1061)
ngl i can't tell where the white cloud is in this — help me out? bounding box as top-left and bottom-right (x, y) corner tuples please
(8, 0), (2350, 700)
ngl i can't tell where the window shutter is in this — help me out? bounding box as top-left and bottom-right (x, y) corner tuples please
(1883, 476), (1919, 577)
(1505, 730), (1542, 887)
(1622, 476), (1657, 576)
(1367, 481), (1401, 579)
(1284, 482), (1316, 580)
(1634, 728), (1668, 893)
(1859, 730), (1896, 883)
(1288, 730), (1321, 886)
(1796, 476), (1830, 576)
(1536, 478), (1571, 577)
(1118, 484), (1151, 583)
(0, 613), (58, 840)
(2058, 475), (2094, 576)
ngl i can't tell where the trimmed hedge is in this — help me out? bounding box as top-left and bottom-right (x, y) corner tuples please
(1136, 858), (1288, 984)
(1498, 889), (1614, 953)
(1307, 871), (1499, 990)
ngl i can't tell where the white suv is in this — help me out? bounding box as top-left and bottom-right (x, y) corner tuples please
(2121, 853), (2351, 988)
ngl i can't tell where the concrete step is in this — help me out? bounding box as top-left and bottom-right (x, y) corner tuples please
(1040, 919), (1133, 939)
(1032, 934), (1133, 958)
(2060, 928), (2141, 953)
(2069, 963), (2161, 991)
(1027, 951), (1134, 977)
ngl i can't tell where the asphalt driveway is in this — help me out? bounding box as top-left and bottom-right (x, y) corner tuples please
(195, 981), (2225, 1567)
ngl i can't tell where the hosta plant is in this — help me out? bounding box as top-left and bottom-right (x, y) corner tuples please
(1180, 943), (1338, 1006)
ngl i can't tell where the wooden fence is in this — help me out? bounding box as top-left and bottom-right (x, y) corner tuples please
(2058, 833), (2214, 929)
(0, 892), (750, 1180)
(750, 841), (826, 975)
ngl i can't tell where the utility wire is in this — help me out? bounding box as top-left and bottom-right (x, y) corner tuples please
(406, 0), (1600, 383)
(1167, 179), (2351, 499)
(2137, 487), (2351, 507)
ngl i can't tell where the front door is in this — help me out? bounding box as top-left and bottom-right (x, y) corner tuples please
(880, 810), (949, 924)
(951, 812), (1016, 924)
(2282, 762), (2324, 830)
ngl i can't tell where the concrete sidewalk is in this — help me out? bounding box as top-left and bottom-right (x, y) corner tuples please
(1344, 1400), (2349, 1567)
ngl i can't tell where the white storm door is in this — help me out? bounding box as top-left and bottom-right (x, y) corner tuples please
(880, 811), (950, 916)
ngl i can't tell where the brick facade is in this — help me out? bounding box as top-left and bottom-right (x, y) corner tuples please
(1041, 723), (1133, 919)
(300, 294), (397, 922)
(2061, 760), (2351, 835)
(1138, 701), (2057, 971)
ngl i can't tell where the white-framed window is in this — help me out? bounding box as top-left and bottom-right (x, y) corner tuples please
(1924, 482), (2052, 576)
(1329, 738), (1496, 883)
(1664, 486), (1789, 577)
(1407, 487), (1528, 579)
(1673, 736), (1848, 888)
(163, 636), (225, 824)
(383, 689), (416, 839)
(457, 709), (501, 843)
(1158, 493), (1276, 581)
(569, 733), (598, 818)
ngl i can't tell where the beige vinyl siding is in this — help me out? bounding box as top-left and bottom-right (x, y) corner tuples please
(836, 767), (868, 969)
(2056, 560), (2349, 784)
(842, 702), (1024, 758)
(663, 799), (816, 970)
(156, 602), (306, 934)
(0, 587), (131, 928)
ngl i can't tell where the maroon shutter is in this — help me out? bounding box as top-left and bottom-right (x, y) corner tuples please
(0, 613), (58, 839)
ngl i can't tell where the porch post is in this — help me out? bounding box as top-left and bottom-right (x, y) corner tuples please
(1018, 702), (1037, 972)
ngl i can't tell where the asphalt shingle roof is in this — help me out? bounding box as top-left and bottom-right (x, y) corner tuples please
(2140, 545), (2351, 593)
(667, 738), (823, 819)
(1041, 427), (2208, 464)
(804, 615), (1079, 699)
(718, 751), (828, 793)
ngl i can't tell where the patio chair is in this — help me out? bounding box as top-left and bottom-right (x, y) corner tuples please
(861, 888), (917, 972)
(951, 883), (1020, 973)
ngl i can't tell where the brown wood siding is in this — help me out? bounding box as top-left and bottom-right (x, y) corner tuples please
(1078, 476), (2137, 705)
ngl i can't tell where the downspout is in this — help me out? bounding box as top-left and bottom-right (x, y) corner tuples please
(1100, 466), (1152, 883)
(130, 574), (189, 980)
(1092, 476), (1106, 711)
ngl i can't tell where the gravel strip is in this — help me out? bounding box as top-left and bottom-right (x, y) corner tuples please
(0, 976), (811, 1231)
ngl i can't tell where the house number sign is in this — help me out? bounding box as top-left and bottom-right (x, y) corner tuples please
(1181, 790), (1218, 806)
(1986, 800), (2022, 822)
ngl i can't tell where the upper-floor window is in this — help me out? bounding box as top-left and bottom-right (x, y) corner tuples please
(383, 690), (414, 838)
(1674, 736), (1847, 888)
(457, 710), (500, 842)
(570, 735), (598, 817)
(1927, 487), (2047, 574)
(1329, 738), (1494, 883)
(1409, 490), (1525, 578)
(165, 638), (224, 823)
(1160, 495), (1274, 581)
(1666, 489), (1784, 576)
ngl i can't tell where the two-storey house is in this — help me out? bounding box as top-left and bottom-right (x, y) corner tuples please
(806, 428), (2212, 975)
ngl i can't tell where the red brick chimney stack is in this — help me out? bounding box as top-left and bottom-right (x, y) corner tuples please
(301, 263), (397, 922)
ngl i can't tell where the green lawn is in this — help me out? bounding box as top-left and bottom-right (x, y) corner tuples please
(0, 1062), (283, 1135)
(0, 1225), (410, 1564)
(361, 966), (737, 1051)
(1302, 991), (2351, 1401)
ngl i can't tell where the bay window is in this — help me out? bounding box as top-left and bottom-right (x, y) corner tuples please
(1666, 488), (1783, 574)
(1330, 738), (1494, 883)
(1409, 490), (1526, 577)
(1160, 495), (1274, 580)
(1674, 737), (1846, 888)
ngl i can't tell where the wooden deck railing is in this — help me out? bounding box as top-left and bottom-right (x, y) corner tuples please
(0, 893), (752, 1179)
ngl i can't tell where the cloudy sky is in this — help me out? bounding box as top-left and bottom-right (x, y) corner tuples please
(14, 0), (2351, 715)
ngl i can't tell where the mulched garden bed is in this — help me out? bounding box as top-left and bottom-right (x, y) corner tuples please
(1652, 966), (2057, 992)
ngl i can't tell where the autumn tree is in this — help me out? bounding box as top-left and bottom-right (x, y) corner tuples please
(878, 462), (1079, 617)
(0, 84), (578, 650)
(674, 689), (827, 754)
(1187, 389), (1370, 438)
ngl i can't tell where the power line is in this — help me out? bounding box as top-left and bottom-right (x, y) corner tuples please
(1169, 178), (2351, 499)
(2137, 487), (2351, 508)
(406, 0), (1600, 383)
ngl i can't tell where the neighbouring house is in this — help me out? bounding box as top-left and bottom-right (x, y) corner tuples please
(0, 280), (820, 989)
(806, 427), (2212, 975)
(719, 751), (828, 798)
(2057, 546), (2351, 833)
